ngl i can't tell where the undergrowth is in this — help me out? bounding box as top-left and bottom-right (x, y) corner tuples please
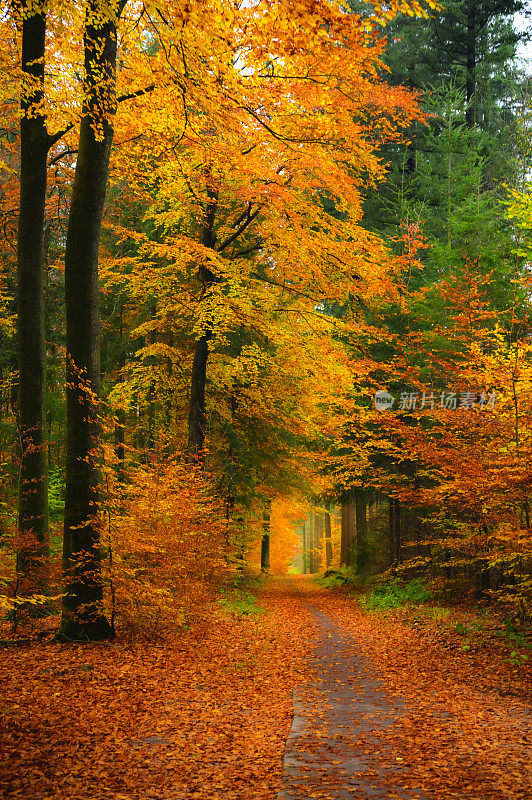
(315, 568), (357, 588)
(218, 573), (264, 616)
(361, 578), (531, 667)
(362, 578), (433, 610)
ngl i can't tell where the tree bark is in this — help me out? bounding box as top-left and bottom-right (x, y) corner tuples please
(311, 513), (319, 573)
(389, 498), (401, 567)
(316, 512), (324, 573)
(395, 499), (401, 564)
(406, 61), (416, 174)
(355, 489), (368, 575)
(144, 303), (157, 451)
(186, 189), (218, 459)
(308, 514), (313, 573)
(340, 505), (347, 566)
(16, 0), (50, 600)
(260, 532), (270, 572)
(324, 510), (333, 569)
(186, 191), (261, 460)
(187, 330), (212, 457)
(261, 508), (270, 574)
(114, 300), (126, 482)
(340, 501), (356, 568)
(61, 0), (124, 641)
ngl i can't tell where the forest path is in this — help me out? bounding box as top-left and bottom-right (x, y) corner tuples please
(263, 576), (532, 800)
(1, 575), (531, 800)
(277, 605), (427, 800)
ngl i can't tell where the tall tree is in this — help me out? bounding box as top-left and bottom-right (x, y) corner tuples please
(389, 498), (401, 566)
(16, 0), (50, 599)
(261, 507), (271, 574)
(61, 0), (125, 641)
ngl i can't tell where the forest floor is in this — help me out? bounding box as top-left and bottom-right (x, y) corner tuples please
(0, 576), (531, 800)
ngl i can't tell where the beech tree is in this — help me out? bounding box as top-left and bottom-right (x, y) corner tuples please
(60, 0), (126, 641)
(16, 0), (52, 600)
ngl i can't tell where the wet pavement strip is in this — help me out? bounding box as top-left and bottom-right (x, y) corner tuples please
(277, 610), (431, 800)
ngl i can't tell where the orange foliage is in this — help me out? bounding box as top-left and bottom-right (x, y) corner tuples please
(0, 0), (441, 615)
(269, 496), (308, 574)
(329, 262), (532, 610)
(103, 447), (229, 633)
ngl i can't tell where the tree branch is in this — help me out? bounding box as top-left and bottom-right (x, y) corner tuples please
(217, 205), (263, 252)
(48, 148), (77, 167)
(116, 83), (156, 104)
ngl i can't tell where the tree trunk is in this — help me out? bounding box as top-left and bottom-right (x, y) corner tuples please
(0, 362), (2, 465)
(355, 489), (368, 575)
(310, 514), (315, 573)
(302, 521), (307, 574)
(261, 510), (270, 574)
(395, 499), (401, 564)
(388, 500), (393, 565)
(311, 513), (318, 573)
(340, 501), (356, 568)
(324, 510), (333, 569)
(316, 512), (324, 573)
(389, 498), (401, 567)
(308, 515), (313, 573)
(186, 189), (218, 460)
(260, 531), (270, 573)
(187, 330), (212, 457)
(114, 297), (126, 481)
(340, 505), (347, 566)
(465, 1), (476, 129)
(144, 304), (158, 451)
(165, 329), (174, 427)
(406, 61), (416, 174)
(16, 0), (50, 600)
(235, 516), (245, 572)
(61, 1), (123, 641)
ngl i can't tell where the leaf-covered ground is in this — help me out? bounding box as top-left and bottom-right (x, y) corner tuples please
(1, 577), (531, 799)
(0, 583), (313, 800)
(282, 582), (532, 800)
(322, 596), (532, 800)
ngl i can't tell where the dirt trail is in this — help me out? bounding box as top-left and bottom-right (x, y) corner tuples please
(264, 577), (532, 800)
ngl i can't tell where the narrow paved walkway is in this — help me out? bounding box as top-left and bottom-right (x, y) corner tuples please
(278, 609), (428, 800)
